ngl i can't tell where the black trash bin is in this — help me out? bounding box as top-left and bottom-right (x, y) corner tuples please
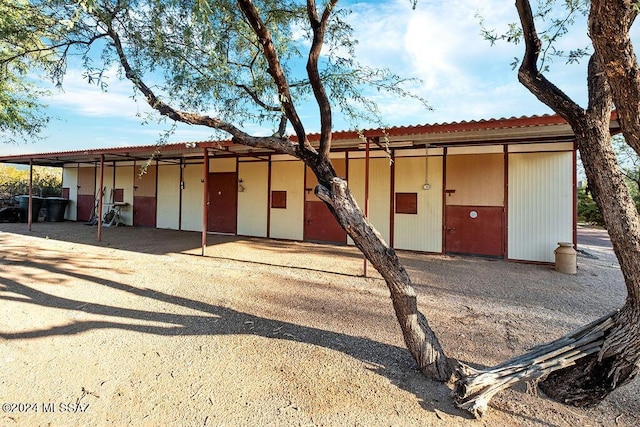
(16, 195), (44, 223)
(45, 197), (69, 222)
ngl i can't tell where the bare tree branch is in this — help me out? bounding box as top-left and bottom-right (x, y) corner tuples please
(105, 18), (298, 157)
(515, 0), (585, 125)
(236, 0), (313, 153)
(306, 0), (338, 159)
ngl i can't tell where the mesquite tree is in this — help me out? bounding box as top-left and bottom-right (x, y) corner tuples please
(4, 0), (640, 419)
(1, 0), (453, 381)
(453, 0), (640, 417)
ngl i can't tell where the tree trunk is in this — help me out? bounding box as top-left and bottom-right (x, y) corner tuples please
(313, 170), (454, 382)
(453, 90), (640, 417)
(453, 6), (640, 408)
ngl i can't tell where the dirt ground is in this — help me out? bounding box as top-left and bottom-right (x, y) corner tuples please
(0, 222), (638, 427)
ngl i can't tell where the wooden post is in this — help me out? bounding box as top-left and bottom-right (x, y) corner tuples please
(202, 148), (210, 256)
(97, 154), (105, 242)
(364, 138), (370, 277)
(28, 159), (33, 231)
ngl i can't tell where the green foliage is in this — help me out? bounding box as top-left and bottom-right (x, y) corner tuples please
(0, 165), (62, 204)
(577, 186), (604, 225)
(479, 0), (591, 71)
(1, 0), (429, 139)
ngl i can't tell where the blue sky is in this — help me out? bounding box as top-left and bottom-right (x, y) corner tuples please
(0, 0), (628, 157)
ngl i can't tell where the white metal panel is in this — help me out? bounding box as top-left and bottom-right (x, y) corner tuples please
(508, 142), (574, 153)
(62, 167), (78, 221)
(269, 161), (304, 241)
(156, 164), (181, 230)
(237, 161), (268, 237)
(393, 156), (443, 252)
(114, 166), (134, 226)
(347, 158), (391, 245)
(181, 163), (204, 232)
(508, 152), (574, 262)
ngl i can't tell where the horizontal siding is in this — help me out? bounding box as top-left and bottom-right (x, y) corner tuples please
(508, 152), (573, 262)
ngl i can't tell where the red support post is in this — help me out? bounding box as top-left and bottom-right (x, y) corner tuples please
(363, 138), (370, 277)
(202, 148), (210, 256)
(97, 154), (105, 242)
(28, 159), (33, 231)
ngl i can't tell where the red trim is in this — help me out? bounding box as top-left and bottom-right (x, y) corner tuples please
(573, 142), (578, 250)
(389, 149), (395, 248)
(202, 148), (209, 256)
(98, 155), (105, 242)
(266, 155), (272, 238)
(441, 147), (447, 254)
(503, 145), (509, 260)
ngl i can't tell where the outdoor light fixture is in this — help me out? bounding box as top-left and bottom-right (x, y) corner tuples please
(238, 179), (245, 192)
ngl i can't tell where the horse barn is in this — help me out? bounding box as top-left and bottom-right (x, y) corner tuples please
(0, 114), (620, 263)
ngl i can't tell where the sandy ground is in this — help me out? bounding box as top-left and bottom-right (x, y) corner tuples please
(0, 222), (638, 426)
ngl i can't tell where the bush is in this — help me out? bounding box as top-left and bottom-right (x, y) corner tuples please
(0, 165), (62, 206)
(577, 187), (605, 225)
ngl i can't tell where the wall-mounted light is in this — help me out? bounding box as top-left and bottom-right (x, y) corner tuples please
(180, 181), (185, 190)
(238, 179), (245, 192)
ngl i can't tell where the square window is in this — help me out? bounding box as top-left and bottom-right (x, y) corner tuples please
(395, 193), (418, 214)
(271, 191), (287, 209)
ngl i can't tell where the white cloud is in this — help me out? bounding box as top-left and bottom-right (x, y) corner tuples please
(44, 67), (154, 119)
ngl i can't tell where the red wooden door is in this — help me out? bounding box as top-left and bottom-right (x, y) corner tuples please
(133, 197), (157, 227)
(445, 206), (504, 257)
(77, 195), (95, 222)
(303, 160), (346, 244)
(207, 172), (237, 234)
(134, 165), (157, 227)
(76, 167), (96, 221)
(304, 201), (346, 243)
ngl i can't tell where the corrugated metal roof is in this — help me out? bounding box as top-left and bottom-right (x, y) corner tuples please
(0, 113), (616, 166)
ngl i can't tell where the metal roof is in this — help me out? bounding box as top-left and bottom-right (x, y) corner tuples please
(0, 114), (619, 167)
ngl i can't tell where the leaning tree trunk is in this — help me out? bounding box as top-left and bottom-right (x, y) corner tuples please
(311, 163), (454, 382)
(453, 106), (640, 418)
(452, 2), (640, 410)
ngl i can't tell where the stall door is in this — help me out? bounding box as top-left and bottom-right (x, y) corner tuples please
(207, 172), (237, 234)
(303, 158), (347, 243)
(76, 167), (96, 222)
(444, 153), (504, 257)
(133, 165), (157, 227)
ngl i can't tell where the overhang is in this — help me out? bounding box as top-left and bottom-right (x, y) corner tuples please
(0, 113), (620, 167)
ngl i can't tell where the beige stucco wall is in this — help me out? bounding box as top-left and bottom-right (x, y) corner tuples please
(181, 163), (204, 232)
(393, 156), (443, 252)
(156, 164), (181, 230)
(62, 166), (78, 221)
(237, 161), (268, 237)
(508, 151), (574, 262)
(347, 157), (391, 245)
(270, 160), (304, 241)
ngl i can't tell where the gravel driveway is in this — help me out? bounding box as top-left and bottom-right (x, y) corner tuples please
(0, 221), (637, 426)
